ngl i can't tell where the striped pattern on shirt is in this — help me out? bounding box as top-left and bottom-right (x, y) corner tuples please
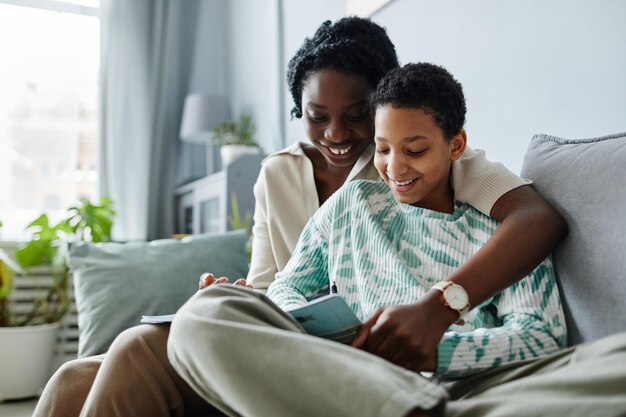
(267, 180), (567, 378)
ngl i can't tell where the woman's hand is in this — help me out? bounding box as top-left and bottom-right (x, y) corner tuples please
(198, 272), (253, 290)
(351, 291), (457, 373)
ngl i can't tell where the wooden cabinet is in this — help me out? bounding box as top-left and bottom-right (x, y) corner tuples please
(175, 154), (264, 235)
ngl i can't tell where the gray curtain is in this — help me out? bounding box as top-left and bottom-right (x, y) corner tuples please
(99, 0), (201, 240)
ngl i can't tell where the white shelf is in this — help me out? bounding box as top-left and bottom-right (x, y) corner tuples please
(174, 154), (263, 235)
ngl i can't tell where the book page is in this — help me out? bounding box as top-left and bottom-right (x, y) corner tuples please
(287, 294), (361, 343)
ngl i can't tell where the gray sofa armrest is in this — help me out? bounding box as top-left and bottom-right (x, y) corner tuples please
(521, 132), (626, 345)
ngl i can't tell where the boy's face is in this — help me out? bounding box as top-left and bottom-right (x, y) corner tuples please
(374, 105), (466, 213)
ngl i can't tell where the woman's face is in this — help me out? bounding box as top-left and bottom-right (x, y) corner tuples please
(300, 69), (374, 169)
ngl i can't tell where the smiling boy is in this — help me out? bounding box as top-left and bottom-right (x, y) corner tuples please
(168, 63), (566, 417)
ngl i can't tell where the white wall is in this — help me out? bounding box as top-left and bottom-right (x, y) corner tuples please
(225, 0), (282, 155)
(182, 0), (284, 169)
(218, 0), (345, 152)
(191, 0), (626, 174)
(281, 0), (345, 149)
(177, 0), (228, 182)
(374, 0), (626, 173)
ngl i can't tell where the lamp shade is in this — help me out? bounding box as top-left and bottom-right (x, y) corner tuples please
(179, 94), (231, 144)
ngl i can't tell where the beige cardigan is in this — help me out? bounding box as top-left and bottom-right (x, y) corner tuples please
(247, 142), (530, 291)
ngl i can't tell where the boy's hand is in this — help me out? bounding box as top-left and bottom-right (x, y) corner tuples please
(198, 272), (253, 290)
(351, 291), (457, 372)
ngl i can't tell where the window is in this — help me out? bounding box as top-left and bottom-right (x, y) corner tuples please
(0, 0), (100, 241)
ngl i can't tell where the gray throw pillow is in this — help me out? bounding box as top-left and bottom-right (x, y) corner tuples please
(521, 132), (626, 345)
(69, 230), (249, 357)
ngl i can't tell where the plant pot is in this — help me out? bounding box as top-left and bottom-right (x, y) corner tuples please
(220, 145), (260, 168)
(0, 322), (59, 401)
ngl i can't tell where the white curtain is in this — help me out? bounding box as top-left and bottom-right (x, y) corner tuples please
(99, 0), (201, 240)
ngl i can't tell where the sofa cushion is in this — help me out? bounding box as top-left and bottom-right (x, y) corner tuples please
(69, 230), (249, 357)
(521, 132), (626, 345)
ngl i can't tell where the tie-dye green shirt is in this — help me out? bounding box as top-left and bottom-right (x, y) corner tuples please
(267, 180), (567, 378)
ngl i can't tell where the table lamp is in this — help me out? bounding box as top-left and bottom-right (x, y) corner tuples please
(179, 93), (231, 175)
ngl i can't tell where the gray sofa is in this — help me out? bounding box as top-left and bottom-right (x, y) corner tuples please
(67, 131), (625, 415)
(521, 132), (626, 345)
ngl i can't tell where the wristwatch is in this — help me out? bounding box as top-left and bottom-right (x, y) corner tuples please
(432, 281), (470, 324)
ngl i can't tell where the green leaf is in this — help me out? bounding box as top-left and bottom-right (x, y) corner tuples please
(27, 213), (51, 230)
(7, 196), (116, 325)
(16, 239), (55, 267)
(56, 220), (75, 236)
(212, 113), (258, 147)
(227, 193), (252, 235)
(0, 260), (14, 299)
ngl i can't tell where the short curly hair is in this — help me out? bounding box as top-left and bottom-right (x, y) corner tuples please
(371, 63), (467, 140)
(287, 17), (399, 119)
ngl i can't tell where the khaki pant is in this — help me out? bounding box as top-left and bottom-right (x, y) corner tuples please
(33, 324), (220, 417)
(169, 285), (626, 417)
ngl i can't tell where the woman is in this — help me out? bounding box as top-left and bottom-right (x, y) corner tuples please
(33, 17), (565, 417)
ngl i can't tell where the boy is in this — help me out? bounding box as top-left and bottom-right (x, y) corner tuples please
(168, 63), (566, 417)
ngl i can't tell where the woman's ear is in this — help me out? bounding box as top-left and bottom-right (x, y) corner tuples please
(450, 129), (467, 161)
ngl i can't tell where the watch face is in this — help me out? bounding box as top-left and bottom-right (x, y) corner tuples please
(445, 285), (469, 310)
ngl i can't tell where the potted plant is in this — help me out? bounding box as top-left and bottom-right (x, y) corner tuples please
(212, 113), (261, 167)
(0, 197), (115, 400)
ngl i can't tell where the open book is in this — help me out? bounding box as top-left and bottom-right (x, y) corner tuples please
(141, 293), (361, 343)
(286, 293), (361, 343)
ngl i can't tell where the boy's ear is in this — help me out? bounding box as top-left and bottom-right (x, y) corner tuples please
(450, 129), (467, 161)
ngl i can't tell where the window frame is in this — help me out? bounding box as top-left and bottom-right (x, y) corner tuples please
(0, 0), (98, 16)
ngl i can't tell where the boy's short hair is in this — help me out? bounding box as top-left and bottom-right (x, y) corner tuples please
(371, 63), (467, 140)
